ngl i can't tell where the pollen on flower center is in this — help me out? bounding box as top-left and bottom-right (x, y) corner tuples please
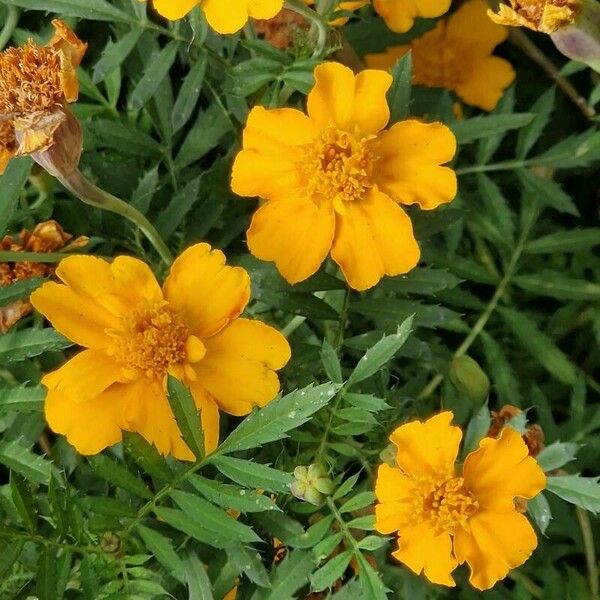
(419, 475), (479, 533)
(0, 120), (16, 153)
(109, 301), (192, 380)
(302, 127), (376, 206)
(0, 41), (64, 116)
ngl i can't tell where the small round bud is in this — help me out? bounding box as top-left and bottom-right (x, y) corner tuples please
(449, 355), (490, 403)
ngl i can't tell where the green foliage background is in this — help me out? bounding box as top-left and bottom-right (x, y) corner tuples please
(0, 0), (599, 598)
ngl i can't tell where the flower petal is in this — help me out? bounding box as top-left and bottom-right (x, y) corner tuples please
(110, 256), (163, 306)
(373, 0), (451, 33)
(392, 521), (457, 586)
(390, 411), (461, 479)
(375, 464), (416, 534)
(247, 197), (335, 285)
(193, 319), (290, 416)
(247, 0), (284, 20)
(164, 243), (251, 339)
(307, 63), (392, 135)
(447, 0), (508, 54)
(375, 119), (457, 209)
(202, 0), (249, 33)
(30, 281), (118, 349)
(152, 0), (198, 20)
(45, 383), (127, 455)
(454, 510), (538, 590)
(330, 190), (420, 291)
(463, 427), (546, 511)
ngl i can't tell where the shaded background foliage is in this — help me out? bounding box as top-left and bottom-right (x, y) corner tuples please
(0, 0), (599, 598)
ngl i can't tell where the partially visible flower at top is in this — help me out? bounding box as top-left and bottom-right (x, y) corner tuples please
(0, 221), (86, 334)
(142, 0), (284, 34)
(373, 0), (451, 33)
(253, 9), (309, 49)
(305, 0), (369, 25)
(488, 0), (600, 71)
(30, 243), (291, 459)
(488, 404), (545, 457)
(0, 20), (86, 178)
(375, 411), (546, 590)
(366, 0), (515, 111)
(231, 62), (457, 291)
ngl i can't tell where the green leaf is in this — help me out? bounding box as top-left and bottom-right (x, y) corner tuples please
(92, 29), (142, 83)
(289, 515), (334, 549)
(0, 158), (33, 236)
(357, 535), (389, 551)
(357, 552), (389, 600)
(516, 87), (555, 158)
(524, 228), (600, 254)
(321, 340), (343, 384)
(166, 375), (204, 459)
(347, 316), (413, 386)
(0, 385), (45, 415)
(124, 432), (173, 483)
(88, 455), (153, 499)
(476, 174), (515, 245)
(513, 272), (600, 301)
(218, 383), (340, 454)
(0, 328), (71, 363)
(0, 277), (46, 305)
(184, 551), (214, 600)
(212, 456), (293, 493)
(339, 492), (375, 514)
(155, 176), (202, 239)
(333, 473), (360, 500)
(387, 53), (412, 123)
(170, 490), (262, 544)
(480, 331), (522, 407)
(0, 440), (51, 484)
(518, 169), (579, 216)
(537, 442), (579, 471)
(546, 475), (600, 513)
(227, 545), (271, 588)
(129, 40), (180, 110)
(2, 0), (132, 22)
(528, 492), (552, 535)
(10, 472), (36, 531)
(189, 474), (279, 513)
(0, 540), (23, 578)
(477, 86), (515, 164)
(173, 53), (208, 132)
(37, 546), (58, 600)
(452, 113), (534, 144)
(137, 525), (185, 582)
(258, 550), (315, 600)
(86, 119), (163, 157)
(463, 403), (491, 455)
(310, 550), (352, 592)
(498, 307), (578, 385)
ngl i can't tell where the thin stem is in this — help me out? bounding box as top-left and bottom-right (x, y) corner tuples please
(509, 30), (596, 121)
(0, 6), (19, 51)
(285, 0), (329, 57)
(0, 250), (94, 263)
(417, 220), (531, 401)
(0, 527), (105, 557)
(59, 169), (173, 265)
(508, 571), (543, 598)
(576, 506), (599, 599)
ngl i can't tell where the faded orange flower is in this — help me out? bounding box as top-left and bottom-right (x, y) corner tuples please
(30, 243), (290, 459)
(231, 62), (457, 291)
(489, 0), (580, 33)
(375, 412), (546, 590)
(366, 0), (515, 111)
(373, 0), (451, 33)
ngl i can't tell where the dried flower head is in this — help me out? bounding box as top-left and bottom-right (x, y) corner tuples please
(0, 120), (17, 175)
(253, 9), (309, 49)
(488, 0), (581, 33)
(0, 20), (86, 175)
(488, 405), (545, 457)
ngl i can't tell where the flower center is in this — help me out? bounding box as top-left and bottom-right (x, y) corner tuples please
(0, 120), (16, 153)
(109, 301), (193, 380)
(423, 476), (479, 534)
(515, 0), (578, 28)
(0, 42), (64, 116)
(302, 127), (375, 207)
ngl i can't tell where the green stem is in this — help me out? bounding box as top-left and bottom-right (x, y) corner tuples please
(508, 571), (543, 598)
(59, 169), (173, 266)
(0, 527), (105, 557)
(0, 5), (19, 51)
(0, 250), (92, 263)
(576, 506), (600, 599)
(285, 0), (329, 57)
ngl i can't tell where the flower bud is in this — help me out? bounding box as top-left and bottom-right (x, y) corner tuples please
(449, 355), (490, 403)
(291, 463), (335, 506)
(379, 443), (397, 467)
(100, 531), (120, 554)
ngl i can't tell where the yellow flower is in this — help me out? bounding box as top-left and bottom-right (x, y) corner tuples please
(0, 20), (86, 174)
(144, 0), (284, 33)
(366, 1), (515, 111)
(231, 62), (457, 291)
(305, 0), (369, 25)
(373, 0), (451, 33)
(488, 0), (580, 33)
(30, 243), (291, 460)
(375, 412), (546, 590)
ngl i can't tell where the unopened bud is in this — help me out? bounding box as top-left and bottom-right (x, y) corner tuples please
(291, 463), (334, 506)
(449, 355), (490, 403)
(100, 531), (120, 554)
(379, 444), (396, 467)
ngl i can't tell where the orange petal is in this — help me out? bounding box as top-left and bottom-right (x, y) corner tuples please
(152, 0), (199, 20)
(374, 464), (416, 533)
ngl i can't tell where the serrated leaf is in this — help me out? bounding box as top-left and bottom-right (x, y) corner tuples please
(546, 475), (600, 513)
(321, 340), (343, 384)
(513, 272), (600, 301)
(0, 328), (71, 363)
(463, 403), (491, 455)
(218, 383), (340, 454)
(528, 492), (552, 535)
(524, 228), (600, 254)
(339, 492), (375, 514)
(173, 53), (208, 132)
(2, 0), (132, 22)
(347, 316), (413, 386)
(387, 53), (412, 123)
(0, 277), (46, 305)
(517, 87), (555, 158)
(357, 535), (389, 551)
(227, 545), (271, 588)
(310, 550), (352, 592)
(93, 29), (142, 83)
(258, 550), (315, 600)
(88, 455), (152, 499)
(0, 385), (45, 414)
(518, 169), (579, 216)
(0, 158), (32, 236)
(357, 553), (389, 600)
(137, 525), (185, 582)
(537, 442), (580, 471)
(211, 456), (293, 493)
(452, 113), (534, 144)
(166, 376), (204, 459)
(184, 551), (214, 600)
(0, 440), (51, 484)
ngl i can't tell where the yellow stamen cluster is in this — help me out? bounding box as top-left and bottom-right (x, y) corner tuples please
(303, 128), (376, 207)
(109, 302), (190, 379)
(0, 41), (64, 116)
(0, 120), (16, 153)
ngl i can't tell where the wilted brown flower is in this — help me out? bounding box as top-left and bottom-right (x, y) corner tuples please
(488, 0), (580, 33)
(252, 9), (309, 49)
(488, 404), (545, 457)
(0, 221), (86, 333)
(0, 20), (86, 177)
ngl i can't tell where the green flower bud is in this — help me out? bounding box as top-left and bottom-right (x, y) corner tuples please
(449, 355), (490, 403)
(379, 443), (397, 467)
(291, 463), (334, 505)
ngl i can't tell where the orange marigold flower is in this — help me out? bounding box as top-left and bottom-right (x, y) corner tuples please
(373, 0), (451, 33)
(488, 0), (580, 33)
(366, 1), (515, 111)
(0, 220), (83, 333)
(231, 62), (457, 291)
(375, 412), (546, 590)
(142, 0), (284, 33)
(0, 20), (86, 176)
(30, 243), (291, 459)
